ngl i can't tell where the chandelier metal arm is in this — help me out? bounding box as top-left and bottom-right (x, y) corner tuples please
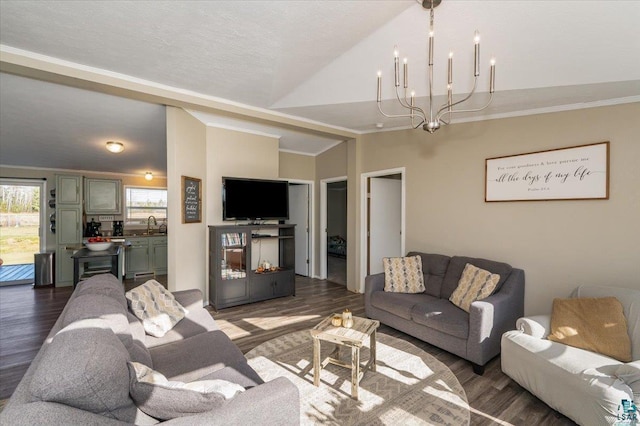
(436, 92), (494, 122)
(436, 78), (478, 117)
(377, 102), (425, 122)
(395, 87), (427, 121)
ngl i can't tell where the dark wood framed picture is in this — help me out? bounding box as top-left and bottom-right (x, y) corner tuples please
(181, 176), (202, 223)
(485, 141), (610, 202)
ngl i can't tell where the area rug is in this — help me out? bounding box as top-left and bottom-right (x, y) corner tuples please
(246, 330), (470, 426)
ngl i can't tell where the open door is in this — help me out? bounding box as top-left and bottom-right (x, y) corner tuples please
(288, 183), (310, 276)
(368, 176), (402, 275)
(0, 178), (46, 286)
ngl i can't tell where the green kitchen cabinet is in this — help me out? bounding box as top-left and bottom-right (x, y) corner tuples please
(151, 236), (168, 275)
(55, 174), (82, 287)
(84, 178), (121, 214)
(125, 236), (167, 279)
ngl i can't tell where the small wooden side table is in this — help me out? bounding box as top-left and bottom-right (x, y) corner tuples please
(310, 314), (380, 400)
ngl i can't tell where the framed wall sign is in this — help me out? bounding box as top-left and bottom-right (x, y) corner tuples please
(181, 176), (202, 223)
(485, 142), (609, 202)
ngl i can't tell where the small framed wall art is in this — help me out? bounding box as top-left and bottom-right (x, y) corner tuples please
(181, 175), (202, 223)
(485, 141), (609, 202)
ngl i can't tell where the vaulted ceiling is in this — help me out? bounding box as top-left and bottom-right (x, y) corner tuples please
(1, 1), (639, 176)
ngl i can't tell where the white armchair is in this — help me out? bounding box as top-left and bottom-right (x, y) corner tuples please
(501, 285), (639, 426)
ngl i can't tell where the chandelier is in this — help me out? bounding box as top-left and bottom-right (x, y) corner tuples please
(376, 0), (496, 133)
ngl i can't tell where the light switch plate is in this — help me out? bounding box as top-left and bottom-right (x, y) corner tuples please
(99, 215), (115, 221)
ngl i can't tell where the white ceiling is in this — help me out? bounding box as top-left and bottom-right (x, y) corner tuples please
(1, 0), (639, 176)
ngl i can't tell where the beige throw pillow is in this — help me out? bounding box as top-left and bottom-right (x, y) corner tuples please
(548, 297), (631, 362)
(449, 263), (500, 312)
(383, 256), (425, 293)
(126, 280), (187, 338)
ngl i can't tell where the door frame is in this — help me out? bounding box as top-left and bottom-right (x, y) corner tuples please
(286, 179), (314, 279)
(359, 167), (405, 290)
(0, 177), (47, 252)
(319, 176), (347, 280)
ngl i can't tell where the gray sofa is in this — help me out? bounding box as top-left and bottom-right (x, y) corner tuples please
(1, 274), (299, 425)
(365, 252), (525, 374)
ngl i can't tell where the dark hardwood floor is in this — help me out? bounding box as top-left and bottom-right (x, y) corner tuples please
(0, 276), (574, 425)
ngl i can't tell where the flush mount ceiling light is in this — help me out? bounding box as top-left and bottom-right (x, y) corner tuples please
(376, 0), (496, 133)
(105, 141), (124, 153)
(144, 172), (153, 181)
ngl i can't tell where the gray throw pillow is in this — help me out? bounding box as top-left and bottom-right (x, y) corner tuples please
(30, 319), (138, 422)
(127, 362), (245, 420)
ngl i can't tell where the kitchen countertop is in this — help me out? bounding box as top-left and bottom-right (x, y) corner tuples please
(120, 233), (167, 238)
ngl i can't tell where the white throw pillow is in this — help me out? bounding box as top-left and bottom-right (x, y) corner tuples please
(127, 362), (245, 420)
(126, 280), (188, 337)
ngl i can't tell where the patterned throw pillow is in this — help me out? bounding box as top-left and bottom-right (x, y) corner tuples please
(128, 362), (245, 420)
(126, 280), (188, 337)
(449, 263), (500, 312)
(383, 256), (425, 293)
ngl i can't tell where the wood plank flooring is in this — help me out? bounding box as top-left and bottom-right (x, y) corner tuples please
(0, 275), (574, 425)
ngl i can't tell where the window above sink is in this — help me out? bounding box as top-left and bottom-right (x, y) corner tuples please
(124, 186), (167, 225)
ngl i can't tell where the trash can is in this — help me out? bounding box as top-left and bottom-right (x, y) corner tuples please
(34, 252), (54, 287)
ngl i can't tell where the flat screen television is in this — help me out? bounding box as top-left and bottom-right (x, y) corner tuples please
(222, 177), (289, 221)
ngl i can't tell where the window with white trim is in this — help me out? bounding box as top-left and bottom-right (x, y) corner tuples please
(124, 186), (167, 223)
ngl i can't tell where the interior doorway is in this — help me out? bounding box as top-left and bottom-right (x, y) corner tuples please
(360, 168), (405, 288)
(0, 178), (46, 286)
(321, 178), (347, 286)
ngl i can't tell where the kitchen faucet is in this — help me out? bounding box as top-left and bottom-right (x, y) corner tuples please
(147, 215), (157, 235)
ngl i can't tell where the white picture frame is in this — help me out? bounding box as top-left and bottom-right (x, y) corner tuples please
(485, 142), (609, 202)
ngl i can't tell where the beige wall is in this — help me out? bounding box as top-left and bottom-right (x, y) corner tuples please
(360, 102), (640, 315)
(166, 107), (207, 292)
(166, 111), (281, 297)
(0, 165), (167, 253)
(279, 152), (315, 181)
(206, 126), (280, 226)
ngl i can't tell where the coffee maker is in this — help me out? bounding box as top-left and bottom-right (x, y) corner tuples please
(85, 218), (102, 237)
(112, 221), (124, 236)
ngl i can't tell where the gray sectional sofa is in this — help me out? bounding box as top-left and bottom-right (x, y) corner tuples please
(365, 252), (525, 374)
(1, 274), (299, 425)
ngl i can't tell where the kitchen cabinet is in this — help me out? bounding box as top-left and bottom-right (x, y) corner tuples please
(125, 236), (167, 279)
(208, 224), (295, 310)
(57, 175), (81, 204)
(55, 174), (82, 287)
(152, 237), (168, 275)
(84, 178), (121, 214)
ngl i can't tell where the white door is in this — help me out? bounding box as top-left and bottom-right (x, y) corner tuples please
(369, 177), (402, 275)
(288, 184), (309, 276)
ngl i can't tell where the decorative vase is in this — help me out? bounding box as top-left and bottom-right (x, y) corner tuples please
(342, 309), (352, 322)
(343, 318), (354, 328)
(331, 315), (342, 327)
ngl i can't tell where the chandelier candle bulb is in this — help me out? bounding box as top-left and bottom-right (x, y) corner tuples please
(403, 57), (408, 88)
(394, 46), (400, 87)
(428, 31), (434, 65)
(490, 58), (496, 93)
(474, 31), (480, 77)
